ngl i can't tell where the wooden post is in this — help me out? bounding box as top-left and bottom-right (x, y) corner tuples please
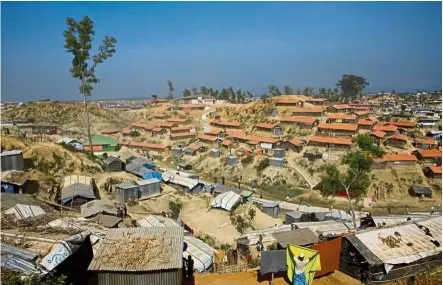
(271, 272), (274, 285)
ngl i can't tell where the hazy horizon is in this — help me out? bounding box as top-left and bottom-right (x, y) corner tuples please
(2, 1), (442, 101)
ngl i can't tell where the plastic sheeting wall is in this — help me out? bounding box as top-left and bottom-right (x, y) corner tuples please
(137, 180), (161, 199)
(115, 185), (139, 203)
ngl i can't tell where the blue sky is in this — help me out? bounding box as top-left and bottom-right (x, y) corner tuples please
(1, 1), (442, 101)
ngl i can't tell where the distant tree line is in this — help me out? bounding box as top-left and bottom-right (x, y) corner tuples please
(167, 73), (373, 104)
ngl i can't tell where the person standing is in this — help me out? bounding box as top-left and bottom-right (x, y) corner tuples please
(292, 252), (319, 285)
(187, 255), (194, 278)
(182, 257), (187, 278)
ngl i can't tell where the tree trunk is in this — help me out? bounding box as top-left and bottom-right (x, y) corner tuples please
(84, 95), (94, 157)
(346, 188), (357, 229)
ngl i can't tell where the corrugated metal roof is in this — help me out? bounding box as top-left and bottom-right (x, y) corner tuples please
(292, 220), (352, 236)
(272, 228), (319, 247)
(0, 150), (23, 156)
(210, 191), (242, 211)
(136, 215), (181, 228)
(162, 170), (200, 190)
(88, 227), (184, 272)
(183, 236), (217, 272)
(80, 200), (122, 218)
(1, 242), (39, 275)
(61, 183), (95, 202)
(238, 225), (292, 246)
(350, 216), (442, 266)
(92, 214), (122, 228)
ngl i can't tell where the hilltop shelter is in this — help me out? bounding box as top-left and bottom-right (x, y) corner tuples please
(83, 135), (119, 152)
(1, 170), (29, 194)
(261, 202), (280, 218)
(88, 227), (184, 285)
(1, 150), (24, 171)
(115, 184), (139, 203)
(104, 156), (123, 172)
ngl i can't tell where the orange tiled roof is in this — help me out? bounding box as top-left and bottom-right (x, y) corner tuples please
(188, 144), (203, 150)
(415, 149), (442, 158)
(151, 127), (163, 132)
(276, 99), (302, 104)
(429, 166), (442, 174)
(167, 118), (188, 123)
(415, 138), (437, 145)
(131, 122), (155, 130)
(128, 141), (168, 149)
(256, 122), (279, 129)
(222, 140), (233, 146)
(246, 135), (279, 144)
(370, 130), (387, 138)
(279, 116), (318, 125)
(387, 121), (417, 128)
(198, 134), (218, 142)
(306, 98), (329, 102)
(358, 119), (377, 126)
(160, 122), (176, 128)
(326, 113), (357, 120)
(385, 134), (408, 142)
(170, 133), (195, 138)
(288, 139), (303, 146)
(373, 125), (398, 132)
(292, 107), (324, 113)
(375, 154), (417, 162)
(209, 120), (242, 127)
(171, 126), (191, 132)
(308, 136), (352, 145)
(317, 123), (358, 131)
(353, 110), (373, 116)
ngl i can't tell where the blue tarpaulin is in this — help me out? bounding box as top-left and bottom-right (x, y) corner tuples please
(142, 170), (162, 181)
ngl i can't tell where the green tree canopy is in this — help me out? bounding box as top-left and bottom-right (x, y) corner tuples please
(167, 80), (174, 99)
(284, 85), (293, 95)
(336, 74), (369, 102)
(268, 85), (282, 96)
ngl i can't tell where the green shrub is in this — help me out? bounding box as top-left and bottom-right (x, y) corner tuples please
(241, 155), (254, 165)
(256, 158), (269, 173)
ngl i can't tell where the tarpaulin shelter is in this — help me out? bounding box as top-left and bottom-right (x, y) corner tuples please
(311, 237), (342, 277)
(286, 245), (321, 285)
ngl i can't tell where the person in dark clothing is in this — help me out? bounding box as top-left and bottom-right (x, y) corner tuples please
(221, 176), (225, 185)
(116, 208), (123, 218)
(182, 258), (187, 278)
(187, 255), (194, 277)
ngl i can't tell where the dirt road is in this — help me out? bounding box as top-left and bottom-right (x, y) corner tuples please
(188, 270), (362, 285)
(288, 159), (320, 189)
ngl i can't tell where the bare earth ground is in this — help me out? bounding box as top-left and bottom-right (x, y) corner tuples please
(188, 270), (363, 285)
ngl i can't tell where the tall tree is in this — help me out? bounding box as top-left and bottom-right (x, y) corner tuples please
(318, 88), (327, 97)
(191, 86), (198, 95)
(219, 88), (229, 100)
(236, 89), (243, 104)
(296, 88), (301, 95)
(214, 89), (220, 100)
(246, 91), (253, 99)
(63, 16), (116, 156)
(336, 74), (369, 102)
(228, 86), (236, 103)
(326, 88), (333, 98)
(167, 80), (174, 99)
(183, 89), (192, 97)
(319, 151), (373, 228)
(284, 85), (293, 95)
(200, 86), (209, 96)
(302, 87), (310, 96)
(268, 85), (282, 96)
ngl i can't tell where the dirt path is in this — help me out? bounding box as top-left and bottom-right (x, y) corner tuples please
(288, 159), (320, 189)
(189, 270), (362, 285)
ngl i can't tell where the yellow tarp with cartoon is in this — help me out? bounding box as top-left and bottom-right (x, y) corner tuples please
(286, 244), (321, 285)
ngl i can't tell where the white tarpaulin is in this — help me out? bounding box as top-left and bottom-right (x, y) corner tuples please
(183, 236), (218, 272)
(4, 204), (46, 220)
(40, 242), (73, 271)
(260, 143), (273, 150)
(355, 217), (442, 268)
(210, 191), (241, 211)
